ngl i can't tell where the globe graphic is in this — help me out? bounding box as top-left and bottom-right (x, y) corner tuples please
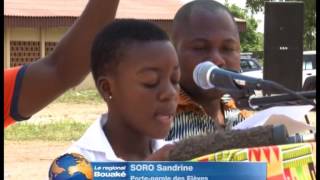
(49, 153), (93, 180)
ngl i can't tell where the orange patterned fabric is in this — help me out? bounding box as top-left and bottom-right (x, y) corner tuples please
(192, 142), (317, 180)
(166, 89), (255, 140)
(176, 90), (206, 115)
(177, 89), (254, 119)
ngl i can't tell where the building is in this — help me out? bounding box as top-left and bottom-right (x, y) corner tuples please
(4, 0), (246, 89)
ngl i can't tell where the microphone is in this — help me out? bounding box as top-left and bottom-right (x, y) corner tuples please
(192, 61), (316, 107)
(193, 61), (266, 91)
(168, 124), (315, 161)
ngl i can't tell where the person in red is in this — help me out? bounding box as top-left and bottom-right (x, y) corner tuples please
(4, 66), (27, 127)
(4, 0), (120, 128)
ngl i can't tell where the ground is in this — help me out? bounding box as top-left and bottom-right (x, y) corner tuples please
(26, 102), (106, 123)
(4, 102), (316, 180)
(4, 140), (71, 179)
(4, 102), (105, 180)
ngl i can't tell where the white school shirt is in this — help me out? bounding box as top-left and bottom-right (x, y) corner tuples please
(67, 113), (172, 162)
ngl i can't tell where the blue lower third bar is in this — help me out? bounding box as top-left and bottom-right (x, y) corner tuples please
(91, 162), (267, 180)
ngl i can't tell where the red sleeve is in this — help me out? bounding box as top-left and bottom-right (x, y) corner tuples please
(4, 66), (28, 128)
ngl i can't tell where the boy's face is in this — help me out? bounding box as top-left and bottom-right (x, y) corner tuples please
(174, 9), (241, 100)
(109, 41), (180, 139)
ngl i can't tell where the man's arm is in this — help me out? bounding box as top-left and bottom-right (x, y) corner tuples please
(17, 0), (119, 118)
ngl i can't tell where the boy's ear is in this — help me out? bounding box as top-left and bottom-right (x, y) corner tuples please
(96, 76), (113, 101)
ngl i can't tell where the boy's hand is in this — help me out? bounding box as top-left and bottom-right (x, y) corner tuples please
(144, 144), (176, 161)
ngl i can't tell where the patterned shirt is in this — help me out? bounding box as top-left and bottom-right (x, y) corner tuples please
(166, 90), (254, 141)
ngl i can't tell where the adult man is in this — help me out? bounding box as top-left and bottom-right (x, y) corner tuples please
(4, 0), (120, 128)
(167, 0), (252, 140)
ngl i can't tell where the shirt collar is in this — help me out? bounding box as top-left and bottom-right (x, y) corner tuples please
(75, 113), (171, 161)
(177, 89), (250, 118)
(177, 89), (207, 114)
(74, 113), (121, 161)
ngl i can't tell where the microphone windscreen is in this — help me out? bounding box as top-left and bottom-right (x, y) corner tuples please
(193, 61), (216, 89)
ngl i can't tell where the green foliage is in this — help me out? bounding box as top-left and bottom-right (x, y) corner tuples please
(303, 0), (316, 50)
(245, 0), (316, 50)
(225, 3), (263, 52)
(4, 120), (92, 141)
(245, 0), (266, 13)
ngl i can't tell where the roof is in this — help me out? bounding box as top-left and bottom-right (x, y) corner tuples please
(4, 0), (246, 31)
(4, 0), (183, 20)
(4, 0), (246, 22)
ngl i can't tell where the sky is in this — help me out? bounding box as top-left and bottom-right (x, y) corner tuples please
(180, 0), (265, 33)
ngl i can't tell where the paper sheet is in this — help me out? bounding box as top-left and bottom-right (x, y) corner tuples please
(232, 105), (316, 135)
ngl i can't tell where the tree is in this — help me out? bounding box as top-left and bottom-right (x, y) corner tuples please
(245, 0), (316, 50)
(224, 3), (264, 53)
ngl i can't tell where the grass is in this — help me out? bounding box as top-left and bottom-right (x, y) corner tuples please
(55, 88), (104, 104)
(5, 89), (104, 141)
(4, 120), (92, 141)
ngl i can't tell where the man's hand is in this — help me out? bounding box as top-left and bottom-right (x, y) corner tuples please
(144, 144), (176, 161)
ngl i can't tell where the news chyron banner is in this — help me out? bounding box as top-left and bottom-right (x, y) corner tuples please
(92, 162), (267, 180)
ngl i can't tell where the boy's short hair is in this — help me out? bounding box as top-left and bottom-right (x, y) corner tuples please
(91, 19), (170, 82)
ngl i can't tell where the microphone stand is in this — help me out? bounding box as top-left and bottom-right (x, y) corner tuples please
(248, 90), (316, 110)
(229, 89), (316, 135)
(225, 77), (316, 110)
(231, 89), (316, 111)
